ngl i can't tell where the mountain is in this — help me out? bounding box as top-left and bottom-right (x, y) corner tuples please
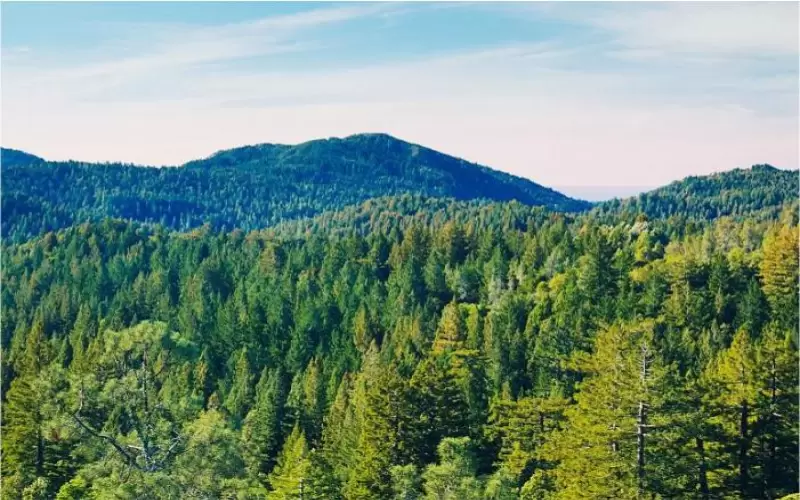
(3, 142), (798, 499)
(264, 164), (797, 239)
(0, 133), (590, 242)
(1, 148), (44, 167)
(594, 164), (798, 221)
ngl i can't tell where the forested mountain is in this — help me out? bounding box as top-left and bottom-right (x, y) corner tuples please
(0, 134), (589, 243)
(2, 198), (797, 498)
(3, 134), (794, 245)
(594, 164), (799, 221)
(0, 148), (44, 168)
(2, 133), (798, 498)
(264, 164), (799, 240)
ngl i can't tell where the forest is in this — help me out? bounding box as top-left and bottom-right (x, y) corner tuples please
(0, 134), (589, 243)
(1, 152), (798, 499)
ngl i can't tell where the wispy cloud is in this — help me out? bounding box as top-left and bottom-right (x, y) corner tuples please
(524, 2), (798, 56)
(588, 2), (798, 56)
(7, 3), (397, 89)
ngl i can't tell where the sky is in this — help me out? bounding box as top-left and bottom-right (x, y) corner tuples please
(2, 2), (798, 199)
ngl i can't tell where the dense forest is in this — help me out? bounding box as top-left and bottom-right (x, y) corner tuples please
(593, 165), (798, 223)
(0, 134), (589, 243)
(1, 155), (797, 500)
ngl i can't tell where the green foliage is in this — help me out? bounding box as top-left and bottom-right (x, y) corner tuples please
(1, 169), (797, 498)
(267, 424), (311, 499)
(1, 134), (590, 243)
(421, 437), (483, 500)
(594, 164), (799, 222)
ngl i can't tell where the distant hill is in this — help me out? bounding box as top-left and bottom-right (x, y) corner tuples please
(1, 133), (590, 242)
(594, 164), (798, 221)
(1, 148), (44, 167)
(270, 165), (797, 239)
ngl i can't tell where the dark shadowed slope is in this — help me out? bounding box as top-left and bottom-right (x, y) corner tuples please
(1, 148), (44, 167)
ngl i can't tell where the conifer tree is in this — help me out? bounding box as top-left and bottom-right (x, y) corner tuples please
(759, 226), (799, 331)
(243, 367), (288, 480)
(702, 329), (758, 497)
(225, 348), (254, 424)
(753, 324), (798, 498)
(544, 321), (671, 499)
(268, 424), (311, 499)
(422, 437), (483, 500)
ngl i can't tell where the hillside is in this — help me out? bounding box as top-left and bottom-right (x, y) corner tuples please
(0, 148), (44, 167)
(267, 194), (564, 238)
(2, 202), (797, 498)
(266, 163), (797, 241)
(0, 134), (590, 242)
(594, 164), (798, 221)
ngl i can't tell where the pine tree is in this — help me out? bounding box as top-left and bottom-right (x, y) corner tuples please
(702, 329), (758, 497)
(432, 300), (465, 354)
(544, 322), (672, 499)
(753, 324), (798, 498)
(302, 358), (326, 444)
(347, 364), (415, 499)
(267, 424), (311, 499)
(322, 374), (359, 487)
(243, 367), (288, 480)
(759, 225), (799, 331)
(225, 348), (254, 424)
(410, 356), (470, 465)
(421, 437), (483, 500)
(2, 317), (58, 498)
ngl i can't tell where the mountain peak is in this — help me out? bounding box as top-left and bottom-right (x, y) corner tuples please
(343, 132), (401, 141)
(2, 135), (590, 242)
(1, 147), (45, 167)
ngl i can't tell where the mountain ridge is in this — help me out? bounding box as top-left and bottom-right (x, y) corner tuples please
(0, 134), (590, 243)
(592, 163), (798, 221)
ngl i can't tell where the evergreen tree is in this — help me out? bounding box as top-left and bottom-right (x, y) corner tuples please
(242, 367), (288, 480)
(702, 329), (759, 498)
(225, 348), (254, 424)
(267, 424), (311, 499)
(759, 226), (799, 331)
(421, 437), (483, 500)
(544, 322), (672, 499)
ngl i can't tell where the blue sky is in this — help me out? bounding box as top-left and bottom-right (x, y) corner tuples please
(2, 2), (797, 197)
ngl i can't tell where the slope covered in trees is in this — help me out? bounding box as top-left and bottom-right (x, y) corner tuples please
(1, 197), (797, 498)
(268, 195), (554, 238)
(594, 164), (799, 222)
(264, 164), (799, 240)
(0, 134), (590, 243)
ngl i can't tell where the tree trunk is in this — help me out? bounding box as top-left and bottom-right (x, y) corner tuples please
(637, 401), (646, 498)
(637, 341), (650, 499)
(767, 359), (777, 490)
(696, 437), (709, 500)
(739, 401), (749, 498)
(35, 424), (44, 476)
